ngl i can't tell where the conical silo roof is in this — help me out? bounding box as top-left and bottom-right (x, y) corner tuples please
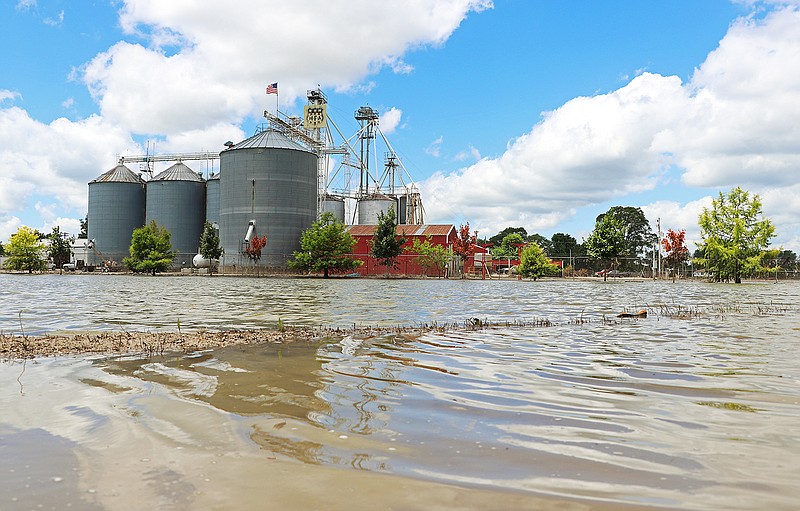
(89, 164), (143, 184)
(151, 162), (204, 182)
(225, 129), (312, 153)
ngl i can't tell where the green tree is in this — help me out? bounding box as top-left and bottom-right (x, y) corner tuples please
(79, 216), (88, 239)
(550, 232), (583, 257)
(47, 226), (74, 269)
(697, 187), (776, 283)
(0, 241), (5, 256)
(370, 206), (406, 277)
(518, 242), (559, 280)
(597, 206), (656, 265)
(198, 221), (223, 275)
(289, 212), (362, 278)
(123, 220), (175, 275)
(492, 232), (525, 259)
(584, 215), (626, 281)
(775, 249), (797, 273)
(407, 235), (450, 278)
(527, 233), (553, 254)
(488, 226), (527, 247)
(5, 226), (47, 273)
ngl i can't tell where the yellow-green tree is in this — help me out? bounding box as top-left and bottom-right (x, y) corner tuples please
(289, 212), (362, 278)
(124, 220), (175, 275)
(407, 235), (450, 278)
(5, 226), (47, 273)
(698, 187), (775, 284)
(518, 242), (559, 281)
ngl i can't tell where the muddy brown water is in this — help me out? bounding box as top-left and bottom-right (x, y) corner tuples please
(1, 275), (799, 510)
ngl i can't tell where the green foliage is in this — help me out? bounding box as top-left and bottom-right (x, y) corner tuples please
(550, 232), (583, 257)
(518, 242), (559, 280)
(698, 187), (776, 283)
(123, 220), (175, 275)
(597, 206), (656, 259)
(289, 212), (362, 278)
(79, 216), (88, 239)
(491, 233), (525, 258)
(370, 206), (406, 275)
(199, 221), (223, 274)
(488, 227), (527, 247)
(4, 226), (47, 273)
(47, 226), (74, 269)
(0, 241), (5, 257)
(585, 215), (626, 278)
(527, 233), (553, 254)
(407, 235), (450, 277)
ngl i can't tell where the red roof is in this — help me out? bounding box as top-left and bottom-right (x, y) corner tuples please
(345, 224), (455, 237)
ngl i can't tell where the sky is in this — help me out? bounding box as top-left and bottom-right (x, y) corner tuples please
(2, 0), (800, 252)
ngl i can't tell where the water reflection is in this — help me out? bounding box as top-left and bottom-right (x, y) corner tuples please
(80, 307), (800, 510)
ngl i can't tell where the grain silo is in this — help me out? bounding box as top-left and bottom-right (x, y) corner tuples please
(357, 193), (395, 225)
(205, 172), (220, 226)
(145, 162), (206, 268)
(321, 194), (346, 224)
(219, 129), (318, 267)
(87, 164), (145, 268)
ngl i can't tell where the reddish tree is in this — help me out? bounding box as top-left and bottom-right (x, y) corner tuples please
(245, 235), (267, 262)
(452, 223), (477, 278)
(661, 229), (689, 281)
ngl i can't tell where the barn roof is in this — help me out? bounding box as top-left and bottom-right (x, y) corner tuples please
(346, 224), (455, 237)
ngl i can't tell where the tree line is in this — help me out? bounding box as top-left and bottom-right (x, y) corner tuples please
(1, 186), (790, 283)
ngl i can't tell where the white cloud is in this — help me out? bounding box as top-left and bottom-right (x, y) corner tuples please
(81, 0), (493, 136)
(454, 145), (481, 162)
(43, 10), (64, 26)
(0, 215), (22, 244)
(421, 7), (800, 242)
(15, 0), (36, 10)
(640, 197), (713, 250)
(379, 107), (403, 134)
(0, 90), (21, 103)
(425, 136), (444, 157)
(0, 107), (139, 217)
(421, 72), (687, 233)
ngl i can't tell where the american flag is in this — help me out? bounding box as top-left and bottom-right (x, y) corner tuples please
(266, 82), (278, 94)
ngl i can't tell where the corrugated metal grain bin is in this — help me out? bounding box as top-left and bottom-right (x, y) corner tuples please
(321, 194), (346, 224)
(219, 129), (318, 267)
(205, 172), (220, 226)
(87, 164), (145, 268)
(145, 162), (206, 268)
(357, 194), (395, 225)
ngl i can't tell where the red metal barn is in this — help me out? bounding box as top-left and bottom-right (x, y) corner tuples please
(345, 224), (457, 276)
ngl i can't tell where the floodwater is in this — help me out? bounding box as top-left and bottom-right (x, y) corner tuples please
(1, 274), (800, 510)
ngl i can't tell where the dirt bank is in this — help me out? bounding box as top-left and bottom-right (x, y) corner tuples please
(0, 326), (430, 359)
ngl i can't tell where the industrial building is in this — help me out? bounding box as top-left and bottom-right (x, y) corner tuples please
(84, 88), (427, 272)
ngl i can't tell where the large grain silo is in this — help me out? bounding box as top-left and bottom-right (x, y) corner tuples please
(219, 129), (318, 267)
(357, 193), (395, 225)
(145, 162), (206, 268)
(87, 164), (145, 268)
(205, 172), (220, 226)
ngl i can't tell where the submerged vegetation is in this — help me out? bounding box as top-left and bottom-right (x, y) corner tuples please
(2, 298), (793, 359)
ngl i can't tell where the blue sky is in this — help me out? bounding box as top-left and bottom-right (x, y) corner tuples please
(2, 0), (800, 251)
